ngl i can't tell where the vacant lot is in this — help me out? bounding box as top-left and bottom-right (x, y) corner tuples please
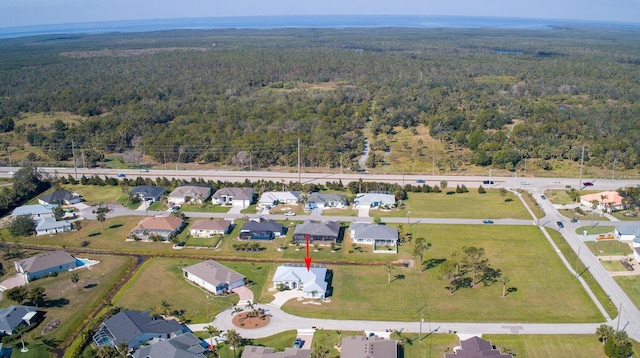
(376, 191), (531, 219)
(282, 224), (602, 323)
(585, 239), (632, 257)
(485, 334), (640, 358)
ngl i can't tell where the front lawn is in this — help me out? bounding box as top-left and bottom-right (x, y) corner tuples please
(282, 225), (603, 323)
(585, 240), (632, 257)
(484, 334), (625, 358)
(615, 276), (640, 310)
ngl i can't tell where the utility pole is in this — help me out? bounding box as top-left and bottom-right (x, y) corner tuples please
(72, 140), (78, 179)
(297, 138), (301, 184)
(612, 158), (616, 180)
(579, 145), (585, 188)
(249, 151), (252, 172)
(7, 149), (11, 167)
(81, 149), (86, 168)
(574, 245), (581, 278)
(162, 150), (167, 170)
(340, 152), (343, 175)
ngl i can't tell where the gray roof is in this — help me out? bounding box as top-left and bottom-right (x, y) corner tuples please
(0, 305), (37, 333)
(36, 217), (71, 231)
(182, 260), (245, 287)
(308, 192), (347, 203)
(444, 336), (513, 358)
(130, 186), (166, 198)
(616, 225), (640, 236)
(241, 220), (284, 233)
(132, 332), (206, 358)
(168, 185), (212, 199)
(38, 190), (78, 204)
(15, 250), (76, 273)
(350, 223), (398, 241)
(242, 346), (311, 358)
(340, 336), (397, 358)
(212, 187), (254, 201)
(293, 221), (340, 238)
(353, 193), (396, 206)
(102, 310), (185, 346)
(12, 204), (56, 217)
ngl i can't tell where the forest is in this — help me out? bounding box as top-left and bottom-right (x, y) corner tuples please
(0, 26), (639, 175)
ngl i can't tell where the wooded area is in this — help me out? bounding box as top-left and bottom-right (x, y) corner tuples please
(0, 26), (639, 174)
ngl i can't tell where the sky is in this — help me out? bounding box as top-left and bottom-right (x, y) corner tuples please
(1, 0), (639, 28)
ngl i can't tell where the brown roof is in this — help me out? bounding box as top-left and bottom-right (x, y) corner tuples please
(444, 336), (513, 358)
(132, 216), (184, 231)
(190, 219), (231, 231)
(340, 336), (397, 358)
(183, 260), (245, 287)
(242, 346), (311, 358)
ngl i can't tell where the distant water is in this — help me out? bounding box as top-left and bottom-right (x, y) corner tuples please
(0, 15), (637, 39)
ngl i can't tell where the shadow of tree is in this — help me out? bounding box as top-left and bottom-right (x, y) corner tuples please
(84, 283), (97, 289)
(41, 297), (70, 308)
(109, 224), (123, 229)
(87, 232), (101, 237)
(424, 258), (446, 270)
(393, 274), (406, 282)
(506, 287), (518, 296)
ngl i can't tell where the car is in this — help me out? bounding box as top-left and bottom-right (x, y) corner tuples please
(117, 173), (126, 178)
(541, 195), (547, 200)
(583, 181), (594, 186)
(284, 211), (296, 216)
(140, 168), (149, 172)
(293, 338), (303, 349)
(7, 171), (15, 176)
(482, 220), (494, 224)
(520, 181), (529, 185)
(483, 180), (494, 185)
(416, 179), (425, 184)
(557, 221), (564, 228)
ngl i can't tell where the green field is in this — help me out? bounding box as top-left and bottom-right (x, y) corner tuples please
(585, 240), (633, 257)
(282, 225), (602, 323)
(615, 276), (640, 311)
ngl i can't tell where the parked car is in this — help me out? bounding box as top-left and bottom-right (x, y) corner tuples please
(482, 220), (494, 224)
(284, 211), (296, 216)
(293, 338), (303, 348)
(117, 173), (126, 178)
(557, 221), (564, 228)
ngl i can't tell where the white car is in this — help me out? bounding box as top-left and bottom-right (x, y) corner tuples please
(284, 212), (296, 216)
(140, 168), (149, 172)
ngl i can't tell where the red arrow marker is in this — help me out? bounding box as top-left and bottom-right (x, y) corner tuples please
(304, 233), (312, 271)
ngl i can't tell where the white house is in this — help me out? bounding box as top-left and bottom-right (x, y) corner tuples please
(189, 219), (232, 237)
(167, 185), (212, 205)
(272, 264), (328, 299)
(35, 217), (72, 236)
(306, 192), (347, 210)
(182, 260), (245, 295)
(352, 193), (396, 209)
(12, 204), (56, 220)
(616, 225), (640, 241)
(15, 250), (77, 283)
(258, 191), (300, 208)
(350, 223), (398, 248)
(580, 191), (628, 213)
(211, 187), (254, 207)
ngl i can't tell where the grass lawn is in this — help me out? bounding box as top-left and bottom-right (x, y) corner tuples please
(484, 334), (631, 358)
(521, 190), (545, 219)
(576, 226), (616, 235)
(112, 258), (273, 324)
(181, 204), (230, 213)
(376, 191), (531, 219)
(585, 240), (633, 257)
(282, 224), (603, 323)
(321, 208), (359, 217)
(615, 276), (640, 310)
(600, 260), (628, 271)
(0, 254), (132, 356)
(609, 211), (640, 221)
(60, 184), (127, 205)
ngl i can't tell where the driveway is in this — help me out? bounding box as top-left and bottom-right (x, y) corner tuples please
(0, 273), (25, 291)
(232, 286), (254, 305)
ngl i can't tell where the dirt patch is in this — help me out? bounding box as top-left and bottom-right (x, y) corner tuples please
(231, 312), (270, 329)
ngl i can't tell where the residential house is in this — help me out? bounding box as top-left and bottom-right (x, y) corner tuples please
(258, 191), (300, 209)
(38, 190), (82, 205)
(239, 220), (285, 240)
(168, 185), (212, 205)
(35, 216), (72, 236)
(130, 186), (166, 203)
(340, 335), (397, 358)
(0, 306), (39, 336)
(129, 216), (185, 241)
(616, 225), (640, 241)
(11, 204), (56, 220)
(305, 192), (347, 210)
(182, 260), (245, 295)
(189, 219), (232, 238)
(92, 310), (188, 349)
(132, 332), (207, 358)
(292, 221), (341, 244)
(242, 346), (311, 358)
(212, 187), (254, 207)
(353, 192), (396, 209)
(350, 223), (399, 248)
(444, 336), (513, 358)
(580, 191), (628, 213)
(272, 263), (328, 299)
(14, 250), (77, 283)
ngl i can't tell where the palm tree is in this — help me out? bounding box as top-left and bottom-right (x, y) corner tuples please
(96, 210), (107, 230)
(245, 301), (258, 318)
(160, 300), (172, 316)
(71, 272), (80, 291)
(385, 263), (395, 283)
(501, 276), (510, 298)
(205, 325), (221, 348)
(596, 324), (614, 345)
(412, 237), (432, 272)
(71, 220), (82, 239)
(225, 329), (242, 358)
(310, 343), (329, 358)
(15, 324), (28, 353)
